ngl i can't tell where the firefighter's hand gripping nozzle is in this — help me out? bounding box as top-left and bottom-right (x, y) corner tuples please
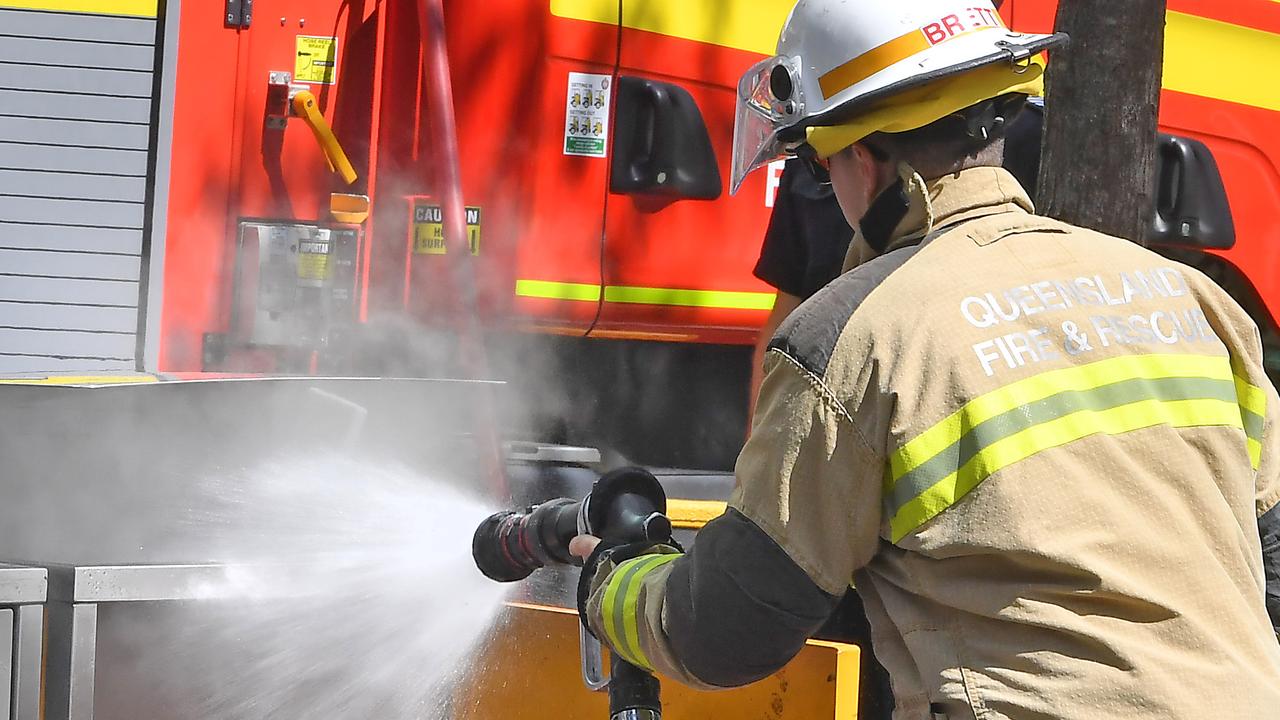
(471, 467), (671, 720)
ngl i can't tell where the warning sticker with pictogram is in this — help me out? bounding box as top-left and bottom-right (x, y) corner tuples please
(295, 36), (338, 84)
(413, 202), (482, 255)
(564, 72), (611, 157)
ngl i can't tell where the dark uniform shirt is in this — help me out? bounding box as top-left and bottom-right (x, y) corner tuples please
(753, 159), (855, 299)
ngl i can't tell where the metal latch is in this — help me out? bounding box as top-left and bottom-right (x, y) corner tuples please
(265, 71), (303, 130)
(225, 0), (252, 28)
(264, 71), (359, 186)
(995, 40), (1033, 68)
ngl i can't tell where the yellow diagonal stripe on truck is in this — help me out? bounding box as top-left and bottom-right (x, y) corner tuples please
(604, 285), (775, 310)
(550, 0), (792, 55)
(553, 3), (1280, 114)
(516, 280), (775, 310)
(1164, 11), (1280, 112)
(515, 279), (602, 302)
(0, 0), (156, 16)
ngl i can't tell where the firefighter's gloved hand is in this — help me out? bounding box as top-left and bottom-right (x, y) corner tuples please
(575, 538), (682, 639)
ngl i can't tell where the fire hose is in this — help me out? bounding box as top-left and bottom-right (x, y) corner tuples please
(472, 468), (672, 720)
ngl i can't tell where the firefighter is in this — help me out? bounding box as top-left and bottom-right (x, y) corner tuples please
(572, 0), (1280, 717)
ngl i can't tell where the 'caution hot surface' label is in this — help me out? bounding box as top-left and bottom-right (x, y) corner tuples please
(413, 203), (481, 255)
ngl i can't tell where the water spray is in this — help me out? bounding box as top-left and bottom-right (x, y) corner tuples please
(472, 467), (672, 720)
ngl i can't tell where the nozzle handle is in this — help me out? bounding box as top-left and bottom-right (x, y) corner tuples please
(579, 623), (609, 691)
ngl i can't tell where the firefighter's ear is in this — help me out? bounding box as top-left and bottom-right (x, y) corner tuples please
(829, 143), (896, 226)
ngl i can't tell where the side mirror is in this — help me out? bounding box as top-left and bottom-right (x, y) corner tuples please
(1146, 134), (1235, 249)
(610, 76), (722, 200)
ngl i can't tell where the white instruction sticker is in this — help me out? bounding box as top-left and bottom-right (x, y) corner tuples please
(564, 72), (611, 157)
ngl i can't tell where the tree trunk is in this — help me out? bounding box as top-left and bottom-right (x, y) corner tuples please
(1036, 1), (1167, 243)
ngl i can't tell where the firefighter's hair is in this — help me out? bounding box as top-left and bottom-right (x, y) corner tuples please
(864, 93), (1028, 179)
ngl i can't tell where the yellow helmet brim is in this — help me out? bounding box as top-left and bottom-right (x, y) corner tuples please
(806, 55), (1048, 159)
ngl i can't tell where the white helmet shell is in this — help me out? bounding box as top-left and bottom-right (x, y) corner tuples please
(730, 0), (1065, 194)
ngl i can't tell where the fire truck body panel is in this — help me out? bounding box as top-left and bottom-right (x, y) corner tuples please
(1006, 0), (1280, 346)
(3, 0), (1280, 377)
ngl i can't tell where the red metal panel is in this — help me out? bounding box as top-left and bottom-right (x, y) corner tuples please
(378, 2), (616, 333)
(158, 0), (376, 371)
(1008, 0), (1280, 328)
(594, 26), (777, 346)
(156, 3), (244, 371)
(232, 1), (362, 222)
(1008, 1), (1280, 34)
(1161, 90), (1280, 327)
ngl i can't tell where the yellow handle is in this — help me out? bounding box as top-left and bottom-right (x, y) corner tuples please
(291, 90), (357, 185)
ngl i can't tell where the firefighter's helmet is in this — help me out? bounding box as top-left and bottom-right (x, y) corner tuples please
(730, 0), (1067, 194)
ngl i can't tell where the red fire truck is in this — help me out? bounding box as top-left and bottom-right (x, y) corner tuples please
(1, 0), (1277, 469)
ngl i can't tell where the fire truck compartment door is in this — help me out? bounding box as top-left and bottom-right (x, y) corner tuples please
(0, 6), (160, 374)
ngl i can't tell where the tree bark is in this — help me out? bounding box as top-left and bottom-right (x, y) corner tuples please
(1036, 1), (1167, 243)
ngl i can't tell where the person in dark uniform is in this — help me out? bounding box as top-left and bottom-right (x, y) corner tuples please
(749, 160), (857, 415)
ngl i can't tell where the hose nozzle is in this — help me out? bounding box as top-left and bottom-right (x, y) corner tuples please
(471, 467), (671, 582)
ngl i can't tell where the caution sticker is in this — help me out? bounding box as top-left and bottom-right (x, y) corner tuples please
(413, 202), (481, 255)
(564, 72), (610, 157)
(295, 36), (338, 84)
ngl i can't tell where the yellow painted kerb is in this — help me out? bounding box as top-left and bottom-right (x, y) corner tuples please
(551, 0), (792, 55)
(0, 1), (156, 16)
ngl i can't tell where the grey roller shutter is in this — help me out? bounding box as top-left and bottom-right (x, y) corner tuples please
(0, 5), (157, 373)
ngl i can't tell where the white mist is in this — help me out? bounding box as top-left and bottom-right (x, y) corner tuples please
(116, 455), (512, 719)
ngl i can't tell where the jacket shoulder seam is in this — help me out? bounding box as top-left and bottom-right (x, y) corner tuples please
(769, 348), (878, 454)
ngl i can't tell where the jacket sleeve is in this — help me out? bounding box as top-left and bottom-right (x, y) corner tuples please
(1260, 504), (1280, 636)
(1248, 349), (1280, 635)
(584, 351), (884, 687)
(1193, 271), (1280, 633)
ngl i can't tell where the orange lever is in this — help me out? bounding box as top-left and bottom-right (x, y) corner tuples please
(291, 90), (357, 185)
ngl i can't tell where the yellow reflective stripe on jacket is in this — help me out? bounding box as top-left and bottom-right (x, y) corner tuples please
(600, 553), (680, 670)
(885, 353), (1263, 542)
(1233, 371), (1267, 470)
(887, 354), (1236, 483)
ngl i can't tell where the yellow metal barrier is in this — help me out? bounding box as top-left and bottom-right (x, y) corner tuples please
(665, 499), (727, 529)
(451, 602), (860, 719)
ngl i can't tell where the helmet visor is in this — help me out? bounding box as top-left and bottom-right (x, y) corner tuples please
(730, 56), (803, 196)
